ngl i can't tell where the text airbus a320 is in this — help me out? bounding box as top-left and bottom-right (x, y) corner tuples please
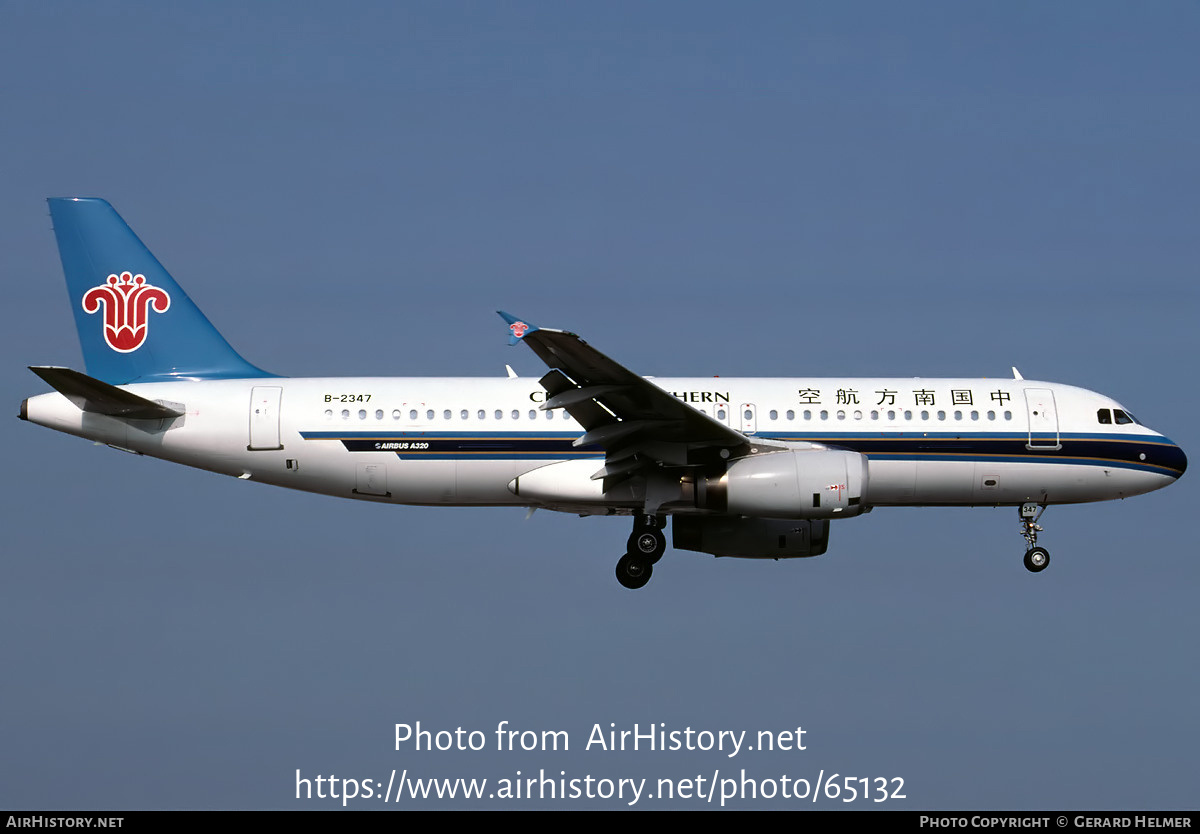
(21, 198), (1186, 588)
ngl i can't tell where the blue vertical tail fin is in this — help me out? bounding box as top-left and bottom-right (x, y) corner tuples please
(47, 197), (274, 384)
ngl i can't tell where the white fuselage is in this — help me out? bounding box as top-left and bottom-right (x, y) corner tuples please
(23, 375), (1186, 513)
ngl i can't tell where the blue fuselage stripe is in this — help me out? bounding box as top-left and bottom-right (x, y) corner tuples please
(298, 430), (1186, 476)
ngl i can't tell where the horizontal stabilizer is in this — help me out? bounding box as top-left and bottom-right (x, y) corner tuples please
(29, 366), (184, 419)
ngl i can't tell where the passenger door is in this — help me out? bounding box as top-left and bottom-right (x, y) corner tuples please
(1024, 388), (1060, 450)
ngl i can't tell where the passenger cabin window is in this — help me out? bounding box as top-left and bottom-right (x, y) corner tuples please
(1097, 409), (1112, 424)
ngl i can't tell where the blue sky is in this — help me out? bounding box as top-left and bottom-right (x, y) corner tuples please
(1, 1), (1197, 809)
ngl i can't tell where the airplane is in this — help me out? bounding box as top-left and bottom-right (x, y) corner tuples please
(20, 198), (1187, 589)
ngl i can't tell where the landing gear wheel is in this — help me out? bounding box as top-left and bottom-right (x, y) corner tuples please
(627, 528), (666, 563)
(616, 553), (653, 589)
(1024, 547), (1050, 573)
(1018, 503), (1050, 572)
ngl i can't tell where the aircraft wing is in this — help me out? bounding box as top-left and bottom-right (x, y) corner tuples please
(499, 312), (752, 486)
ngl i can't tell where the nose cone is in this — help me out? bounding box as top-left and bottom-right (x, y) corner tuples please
(1158, 436), (1187, 479)
(1170, 441), (1187, 478)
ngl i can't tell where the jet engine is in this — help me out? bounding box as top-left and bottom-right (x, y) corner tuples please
(695, 448), (869, 519)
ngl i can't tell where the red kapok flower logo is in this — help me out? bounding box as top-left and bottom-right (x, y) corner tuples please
(81, 272), (171, 353)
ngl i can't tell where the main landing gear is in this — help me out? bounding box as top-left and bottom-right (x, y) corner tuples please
(1019, 503), (1050, 573)
(615, 515), (666, 590)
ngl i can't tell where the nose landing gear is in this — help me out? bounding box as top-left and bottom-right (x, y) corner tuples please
(1019, 503), (1050, 573)
(615, 515), (666, 589)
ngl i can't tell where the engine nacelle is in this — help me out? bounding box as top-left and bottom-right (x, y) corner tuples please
(673, 516), (830, 559)
(509, 458), (641, 505)
(696, 448), (869, 519)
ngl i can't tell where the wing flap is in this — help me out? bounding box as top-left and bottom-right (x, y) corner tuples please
(538, 370), (614, 431)
(574, 419), (679, 449)
(543, 384), (629, 410)
(590, 455), (646, 481)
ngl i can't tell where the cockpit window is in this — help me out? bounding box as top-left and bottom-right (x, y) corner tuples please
(1097, 409), (1112, 424)
(1113, 409), (1136, 425)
